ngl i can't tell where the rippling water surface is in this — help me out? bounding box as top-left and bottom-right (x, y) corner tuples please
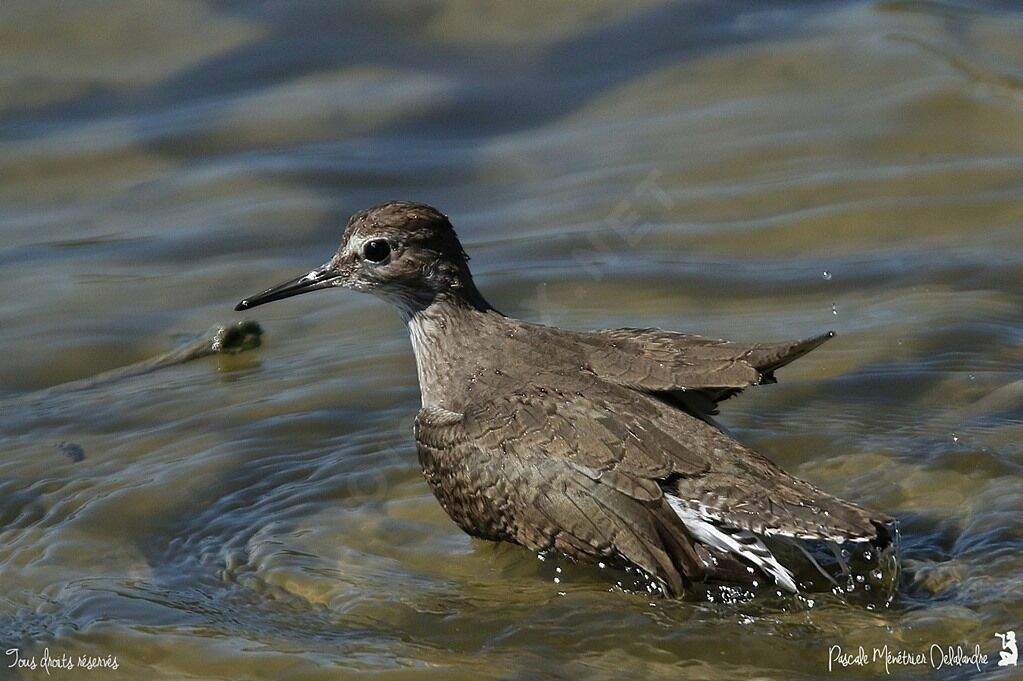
(2, 1), (1022, 679)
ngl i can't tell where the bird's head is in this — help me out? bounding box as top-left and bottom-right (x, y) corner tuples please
(236, 201), (485, 317)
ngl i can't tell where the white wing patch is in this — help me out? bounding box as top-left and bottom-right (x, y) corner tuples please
(666, 494), (798, 593)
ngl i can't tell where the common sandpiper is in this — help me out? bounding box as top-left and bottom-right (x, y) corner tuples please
(236, 201), (893, 596)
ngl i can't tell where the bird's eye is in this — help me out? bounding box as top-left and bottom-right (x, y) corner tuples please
(362, 239), (391, 263)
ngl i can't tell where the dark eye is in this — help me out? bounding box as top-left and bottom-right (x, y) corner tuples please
(362, 239), (391, 263)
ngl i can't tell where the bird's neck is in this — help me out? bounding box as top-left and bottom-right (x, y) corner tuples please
(402, 290), (498, 410)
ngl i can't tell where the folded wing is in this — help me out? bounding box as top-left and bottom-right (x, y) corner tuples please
(414, 367), (887, 595)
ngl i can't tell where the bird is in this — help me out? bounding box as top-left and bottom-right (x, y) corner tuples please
(235, 200), (894, 597)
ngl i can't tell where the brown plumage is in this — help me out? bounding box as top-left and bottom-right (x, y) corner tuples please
(236, 201), (893, 597)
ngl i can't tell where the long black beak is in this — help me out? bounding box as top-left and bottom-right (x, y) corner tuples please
(235, 264), (340, 311)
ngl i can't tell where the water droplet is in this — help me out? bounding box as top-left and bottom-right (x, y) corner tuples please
(969, 373), (976, 381)
(553, 577), (561, 584)
(597, 562), (606, 569)
(822, 270), (832, 281)
(952, 433), (960, 444)
(831, 302), (838, 315)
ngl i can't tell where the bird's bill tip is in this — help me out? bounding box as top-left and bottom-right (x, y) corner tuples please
(234, 265), (339, 311)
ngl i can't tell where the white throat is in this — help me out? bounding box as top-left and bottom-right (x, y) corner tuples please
(404, 307), (445, 408)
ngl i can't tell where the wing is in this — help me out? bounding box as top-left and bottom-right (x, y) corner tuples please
(417, 369), (886, 551)
(585, 327), (835, 390)
(578, 328), (764, 392)
(665, 436), (891, 544)
(414, 401), (709, 596)
(578, 328), (835, 414)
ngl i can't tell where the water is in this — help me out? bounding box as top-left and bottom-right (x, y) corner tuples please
(2, 1), (1021, 679)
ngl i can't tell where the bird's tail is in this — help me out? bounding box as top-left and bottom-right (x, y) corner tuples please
(746, 331), (836, 376)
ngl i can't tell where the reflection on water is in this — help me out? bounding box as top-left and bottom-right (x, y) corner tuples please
(1, 1), (1021, 679)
